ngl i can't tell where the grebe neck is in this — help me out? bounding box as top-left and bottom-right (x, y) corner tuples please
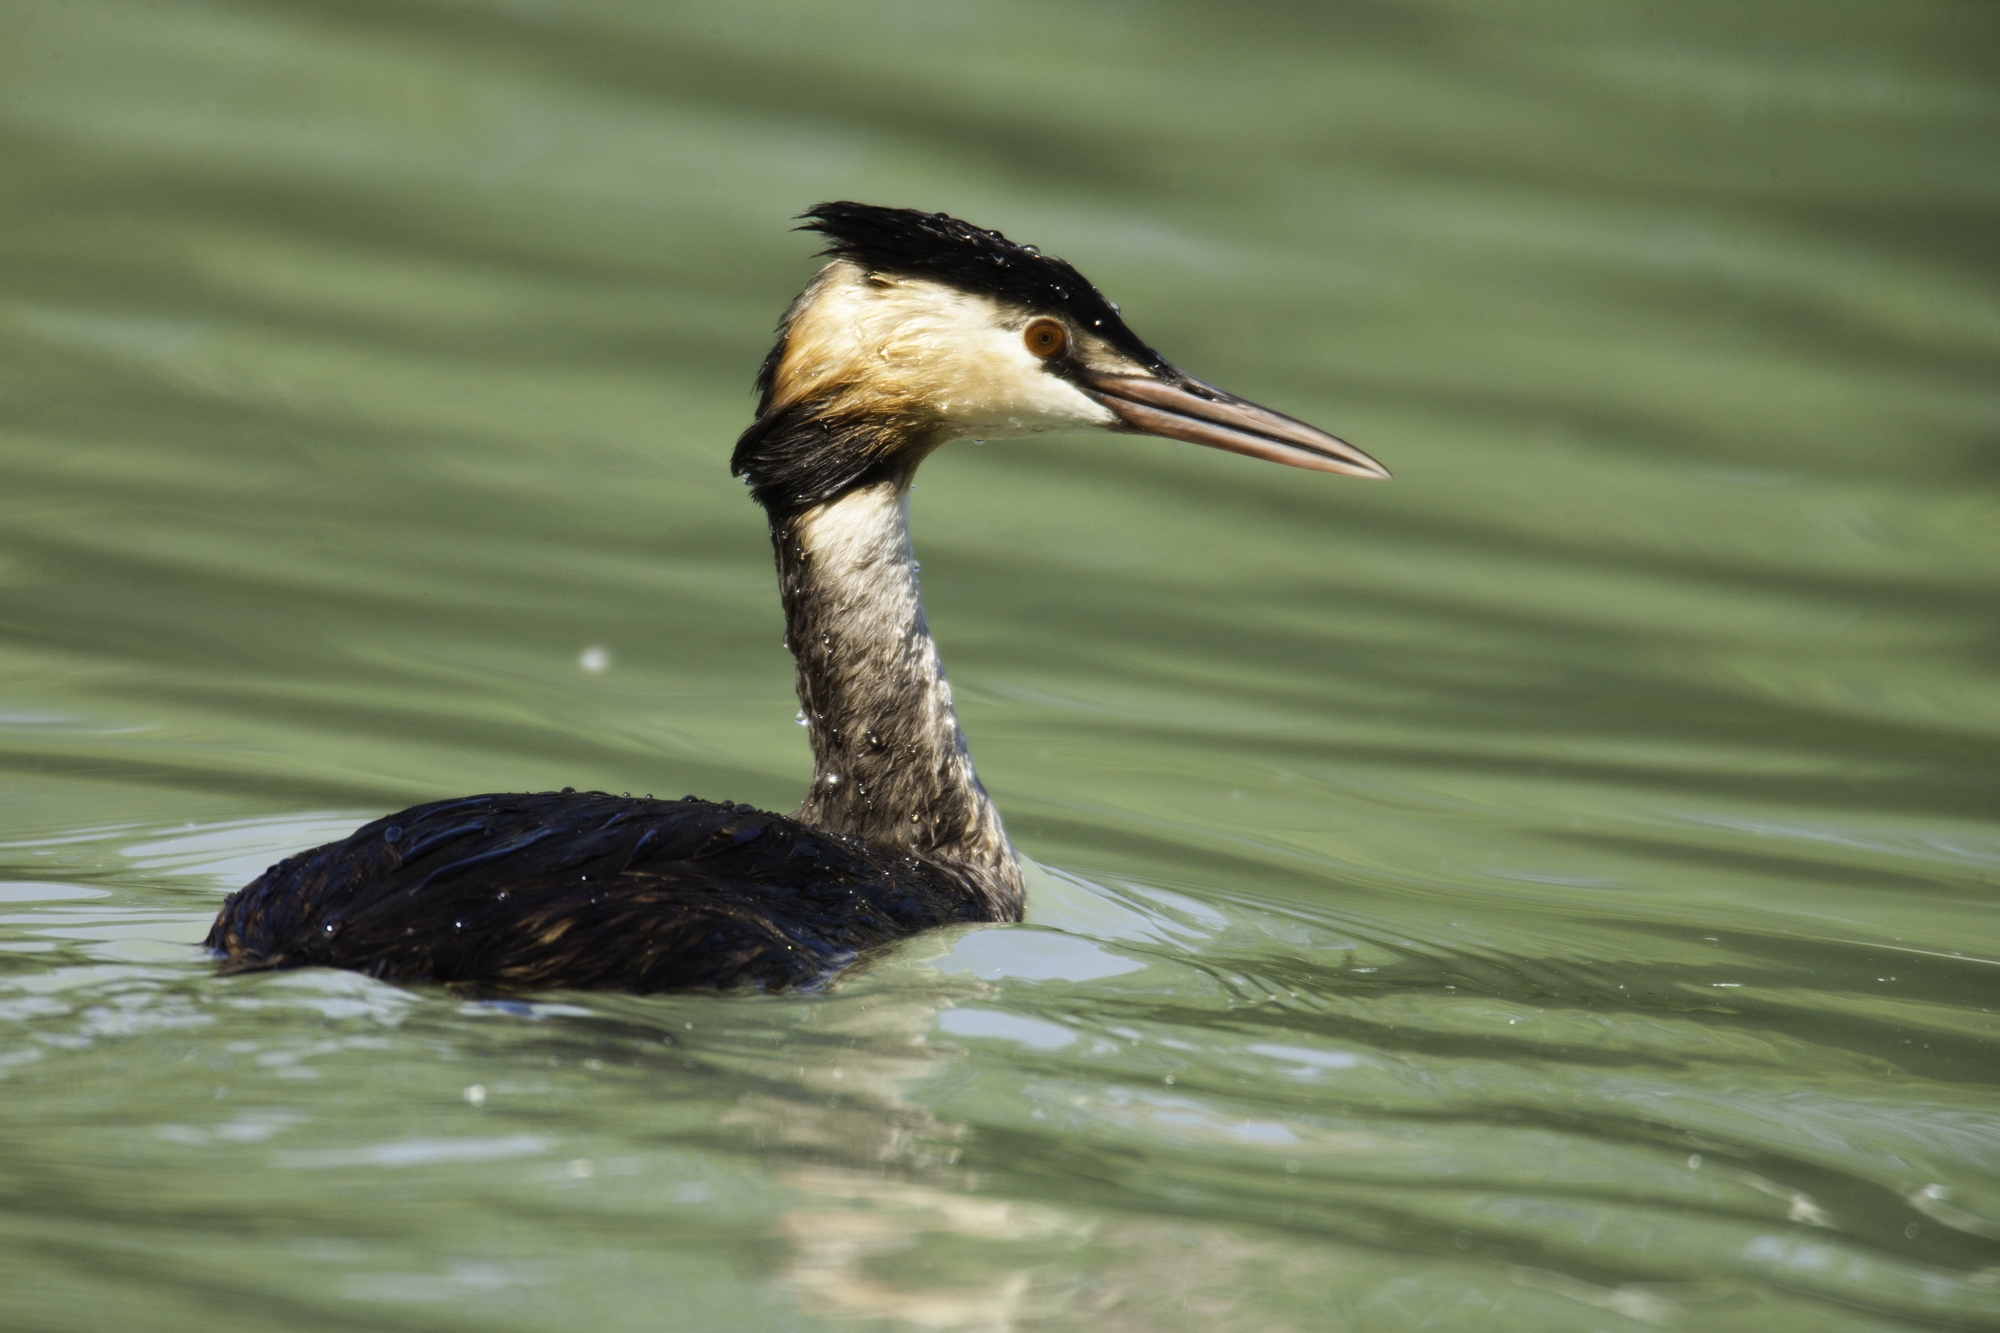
(771, 479), (1022, 919)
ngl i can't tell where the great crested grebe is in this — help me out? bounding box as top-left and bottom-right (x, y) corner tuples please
(206, 203), (1389, 992)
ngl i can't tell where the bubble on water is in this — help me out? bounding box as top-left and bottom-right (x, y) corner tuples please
(578, 646), (610, 673)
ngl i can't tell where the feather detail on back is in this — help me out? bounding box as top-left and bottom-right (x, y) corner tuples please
(206, 791), (989, 992)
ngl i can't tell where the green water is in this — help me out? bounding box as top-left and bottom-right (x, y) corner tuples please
(3, 0), (1997, 1328)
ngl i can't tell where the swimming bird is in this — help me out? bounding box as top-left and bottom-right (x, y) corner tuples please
(205, 203), (1389, 993)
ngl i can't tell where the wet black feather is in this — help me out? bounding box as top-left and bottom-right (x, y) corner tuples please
(205, 792), (989, 992)
(798, 202), (1166, 373)
(731, 398), (909, 514)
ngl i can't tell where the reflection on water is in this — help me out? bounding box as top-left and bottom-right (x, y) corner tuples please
(2, 0), (1998, 1327)
(777, 1168), (1084, 1331)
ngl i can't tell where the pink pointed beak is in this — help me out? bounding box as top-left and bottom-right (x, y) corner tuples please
(1085, 372), (1390, 480)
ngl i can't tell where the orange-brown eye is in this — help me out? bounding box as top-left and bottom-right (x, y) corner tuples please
(1023, 318), (1067, 359)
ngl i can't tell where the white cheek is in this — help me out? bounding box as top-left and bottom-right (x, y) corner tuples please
(943, 327), (1118, 439)
(1014, 372), (1118, 434)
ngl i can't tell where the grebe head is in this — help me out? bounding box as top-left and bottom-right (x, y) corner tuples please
(732, 202), (1389, 513)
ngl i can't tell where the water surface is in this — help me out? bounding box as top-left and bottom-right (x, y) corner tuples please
(2, 1), (1997, 1329)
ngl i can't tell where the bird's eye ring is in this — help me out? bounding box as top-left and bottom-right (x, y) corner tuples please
(1023, 319), (1067, 359)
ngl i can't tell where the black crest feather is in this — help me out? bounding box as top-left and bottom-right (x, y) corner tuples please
(798, 202), (1165, 372)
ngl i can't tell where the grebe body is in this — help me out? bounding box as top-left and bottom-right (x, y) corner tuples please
(206, 203), (1387, 992)
(209, 792), (984, 991)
